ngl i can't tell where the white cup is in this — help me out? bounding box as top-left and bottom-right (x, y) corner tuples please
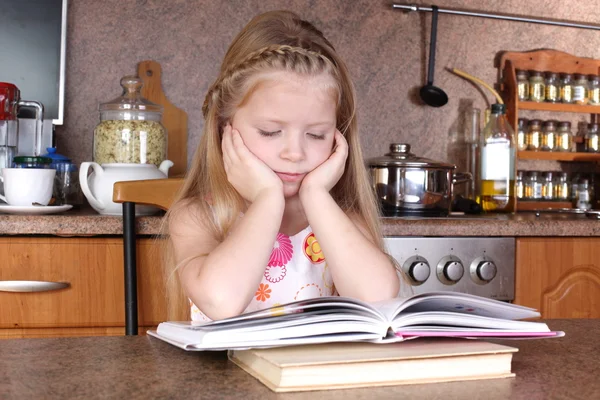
(0, 168), (56, 206)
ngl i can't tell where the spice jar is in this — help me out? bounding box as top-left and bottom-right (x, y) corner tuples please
(573, 74), (589, 105)
(560, 73), (574, 104)
(524, 171), (542, 200)
(556, 121), (573, 152)
(517, 118), (528, 151)
(544, 72), (560, 103)
(541, 172), (554, 200)
(529, 71), (545, 102)
(516, 69), (529, 101)
(516, 170), (525, 199)
(586, 123), (600, 153)
(571, 173), (580, 201)
(526, 119), (542, 151)
(575, 178), (592, 210)
(93, 76), (167, 167)
(588, 74), (600, 105)
(541, 120), (557, 152)
(554, 172), (570, 201)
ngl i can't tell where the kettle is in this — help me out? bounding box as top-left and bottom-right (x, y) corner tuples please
(79, 160), (173, 215)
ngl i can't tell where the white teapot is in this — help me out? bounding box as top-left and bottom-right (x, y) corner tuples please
(79, 160), (173, 216)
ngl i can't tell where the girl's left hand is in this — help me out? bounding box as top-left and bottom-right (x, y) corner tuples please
(300, 130), (348, 195)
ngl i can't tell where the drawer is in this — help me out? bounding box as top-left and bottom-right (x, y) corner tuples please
(0, 237), (166, 329)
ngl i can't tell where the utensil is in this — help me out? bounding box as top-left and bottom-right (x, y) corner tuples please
(367, 143), (471, 217)
(420, 6), (448, 107)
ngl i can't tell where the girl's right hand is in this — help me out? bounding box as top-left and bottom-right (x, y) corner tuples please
(222, 124), (283, 203)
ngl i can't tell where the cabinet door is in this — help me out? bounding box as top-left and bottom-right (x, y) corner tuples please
(516, 238), (600, 318)
(0, 237), (167, 329)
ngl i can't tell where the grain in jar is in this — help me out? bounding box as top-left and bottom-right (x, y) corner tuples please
(524, 171), (542, 200)
(556, 121), (573, 152)
(541, 172), (554, 200)
(528, 71), (545, 102)
(516, 170), (525, 199)
(588, 74), (600, 105)
(541, 120), (557, 152)
(573, 74), (589, 105)
(554, 172), (570, 201)
(516, 69), (529, 101)
(560, 73), (574, 103)
(544, 72), (560, 103)
(517, 118), (528, 151)
(526, 119), (542, 151)
(585, 123), (600, 152)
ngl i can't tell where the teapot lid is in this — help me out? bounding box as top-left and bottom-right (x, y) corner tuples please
(99, 76), (163, 119)
(367, 143), (455, 169)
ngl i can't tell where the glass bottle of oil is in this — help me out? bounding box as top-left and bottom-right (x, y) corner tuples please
(477, 103), (516, 213)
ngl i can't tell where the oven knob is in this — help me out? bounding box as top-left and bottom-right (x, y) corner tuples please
(436, 255), (464, 285)
(470, 257), (497, 284)
(402, 256), (430, 285)
(476, 261), (497, 282)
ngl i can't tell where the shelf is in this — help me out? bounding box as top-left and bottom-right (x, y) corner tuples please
(518, 151), (600, 162)
(517, 201), (572, 211)
(518, 101), (600, 114)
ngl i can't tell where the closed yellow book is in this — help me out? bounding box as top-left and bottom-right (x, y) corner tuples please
(228, 339), (517, 392)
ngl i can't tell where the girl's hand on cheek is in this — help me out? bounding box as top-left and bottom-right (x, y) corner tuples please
(300, 130), (348, 196)
(222, 125), (283, 202)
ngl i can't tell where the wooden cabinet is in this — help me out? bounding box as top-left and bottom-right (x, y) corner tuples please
(515, 237), (600, 318)
(0, 237), (167, 338)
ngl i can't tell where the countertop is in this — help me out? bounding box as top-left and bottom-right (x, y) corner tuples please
(0, 320), (596, 399)
(1, 206), (600, 237)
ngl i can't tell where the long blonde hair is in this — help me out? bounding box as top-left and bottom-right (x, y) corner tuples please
(163, 10), (388, 320)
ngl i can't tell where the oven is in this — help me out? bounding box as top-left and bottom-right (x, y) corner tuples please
(384, 237), (515, 301)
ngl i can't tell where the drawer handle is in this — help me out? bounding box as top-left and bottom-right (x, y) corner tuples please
(0, 281), (71, 292)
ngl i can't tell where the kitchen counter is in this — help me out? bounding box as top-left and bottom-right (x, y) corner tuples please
(0, 320), (596, 399)
(0, 206), (599, 236)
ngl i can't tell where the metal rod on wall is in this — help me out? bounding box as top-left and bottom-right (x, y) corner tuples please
(392, 4), (600, 31)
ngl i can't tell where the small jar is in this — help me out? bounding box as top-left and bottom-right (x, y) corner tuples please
(516, 170), (525, 199)
(517, 118), (528, 151)
(575, 178), (592, 210)
(571, 173), (580, 201)
(585, 123), (600, 152)
(573, 74), (589, 105)
(529, 71), (545, 102)
(12, 156), (52, 169)
(560, 73), (574, 103)
(541, 120), (557, 151)
(588, 74), (600, 105)
(554, 172), (570, 201)
(524, 171), (542, 200)
(556, 121), (573, 152)
(526, 119), (542, 151)
(544, 72), (560, 103)
(541, 172), (554, 200)
(516, 69), (529, 101)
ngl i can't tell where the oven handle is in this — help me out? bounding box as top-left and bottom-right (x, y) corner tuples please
(0, 280), (71, 292)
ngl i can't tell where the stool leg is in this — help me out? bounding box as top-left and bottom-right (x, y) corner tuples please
(123, 202), (138, 335)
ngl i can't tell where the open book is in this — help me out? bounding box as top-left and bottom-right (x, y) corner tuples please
(147, 291), (564, 351)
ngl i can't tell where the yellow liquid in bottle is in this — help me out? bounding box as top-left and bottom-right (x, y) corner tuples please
(479, 179), (516, 213)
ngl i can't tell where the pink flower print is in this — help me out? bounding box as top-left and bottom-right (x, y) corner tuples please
(265, 265), (287, 283)
(268, 233), (293, 266)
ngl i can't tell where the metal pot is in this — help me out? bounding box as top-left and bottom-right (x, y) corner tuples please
(367, 143), (471, 217)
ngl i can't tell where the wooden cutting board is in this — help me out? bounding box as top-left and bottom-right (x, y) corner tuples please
(137, 60), (188, 177)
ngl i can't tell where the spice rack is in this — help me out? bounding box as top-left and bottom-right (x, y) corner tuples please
(499, 49), (600, 210)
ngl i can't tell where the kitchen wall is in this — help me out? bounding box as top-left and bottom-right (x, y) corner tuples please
(60, 0), (600, 175)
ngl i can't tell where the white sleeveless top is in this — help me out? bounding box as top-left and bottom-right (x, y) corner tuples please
(190, 225), (337, 321)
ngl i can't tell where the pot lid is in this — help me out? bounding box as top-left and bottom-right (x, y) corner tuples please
(367, 143), (456, 168)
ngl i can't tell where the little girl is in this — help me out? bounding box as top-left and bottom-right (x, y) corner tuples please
(166, 10), (404, 321)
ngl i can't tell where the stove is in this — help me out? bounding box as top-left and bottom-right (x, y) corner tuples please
(384, 237), (515, 301)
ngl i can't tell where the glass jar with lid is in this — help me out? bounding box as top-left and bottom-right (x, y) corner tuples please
(516, 118), (528, 151)
(575, 178), (592, 210)
(573, 74), (589, 105)
(541, 171), (554, 200)
(588, 74), (600, 105)
(560, 73), (574, 103)
(93, 76), (167, 167)
(526, 119), (542, 151)
(585, 123), (600, 152)
(12, 156), (52, 169)
(544, 72), (560, 103)
(516, 69), (529, 101)
(541, 120), (557, 151)
(554, 172), (570, 201)
(556, 121), (573, 152)
(524, 171), (542, 200)
(528, 71), (545, 102)
(516, 170), (525, 200)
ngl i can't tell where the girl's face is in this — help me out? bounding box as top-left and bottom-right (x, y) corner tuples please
(231, 71), (338, 198)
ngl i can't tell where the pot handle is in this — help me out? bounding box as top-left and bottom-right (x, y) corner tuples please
(452, 172), (472, 185)
(79, 162), (106, 210)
